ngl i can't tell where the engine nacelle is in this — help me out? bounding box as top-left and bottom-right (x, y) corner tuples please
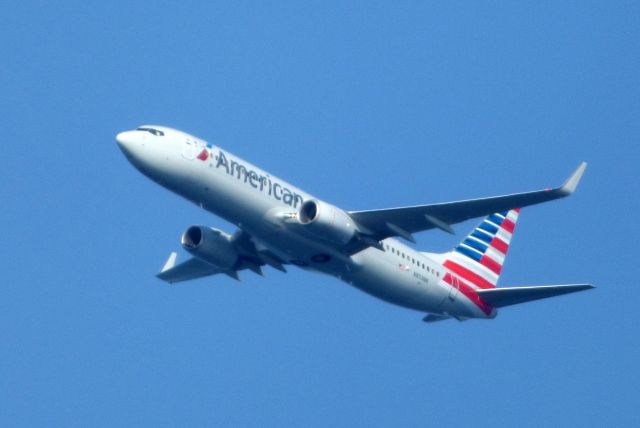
(181, 226), (238, 269)
(298, 199), (358, 244)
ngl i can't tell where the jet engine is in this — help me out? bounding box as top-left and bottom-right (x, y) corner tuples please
(181, 226), (239, 269)
(298, 199), (358, 244)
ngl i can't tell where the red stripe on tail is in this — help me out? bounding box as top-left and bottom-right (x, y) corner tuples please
(480, 255), (502, 275)
(443, 260), (495, 289)
(490, 237), (509, 254)
(501, 218), (515, 233)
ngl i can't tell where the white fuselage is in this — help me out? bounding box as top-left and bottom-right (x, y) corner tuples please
(116, 126), (494, 319)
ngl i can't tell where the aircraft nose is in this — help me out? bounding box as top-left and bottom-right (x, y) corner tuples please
(116, 131), (135, 151)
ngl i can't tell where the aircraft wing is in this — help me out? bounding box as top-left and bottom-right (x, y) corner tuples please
(156, 229), (288, 284)
(348, 162), (586, 242)
(156, 252), (227, 283)
(477, 284), (594, 308)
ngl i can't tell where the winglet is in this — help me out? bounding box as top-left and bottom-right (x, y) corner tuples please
(559, 162), (587, 196)
(160, 252), (178, 273)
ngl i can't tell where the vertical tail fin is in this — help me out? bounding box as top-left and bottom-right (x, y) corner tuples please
(442, 208), (521, 289)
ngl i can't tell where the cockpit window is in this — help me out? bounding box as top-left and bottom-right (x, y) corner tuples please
(136, 127), (164, 136)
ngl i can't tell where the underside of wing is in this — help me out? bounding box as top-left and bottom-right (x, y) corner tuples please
(156, 252), (226, 283)
(348, 163), (586, 242)
(156, 228), (289, 284)
(476, 284), (594, 308)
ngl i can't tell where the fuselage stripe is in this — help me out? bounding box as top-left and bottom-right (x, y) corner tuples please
(443, 273), (493, 315)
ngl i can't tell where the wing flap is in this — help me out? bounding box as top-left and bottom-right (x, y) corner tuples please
(349, 163), (586, 240)
(477, 284), (594, 308)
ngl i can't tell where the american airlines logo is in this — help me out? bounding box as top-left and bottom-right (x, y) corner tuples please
(197, 149), (209, 161)
(213, 150), (304, 209)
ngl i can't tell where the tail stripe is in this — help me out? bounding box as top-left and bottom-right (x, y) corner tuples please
(455, 245), (483, 262)
(442, 208), (521, 290)
(501, 218), (516, 233)
(488, 213), (505, 225)
(479, 255), (502, 274)
(495, 227), (512, 244)
(485, 219), (502, 229)
(463, 237), (488, 253)
(479, 222), (499, 235)
(490, 237), (509, 254)
(485, 247), (505, 265)
(471, 229), (493, 244)
(449, 252), (499, 282)
(443, 260), (495, 289)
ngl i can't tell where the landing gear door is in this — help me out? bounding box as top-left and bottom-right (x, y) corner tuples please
(182, 138), (199, 160)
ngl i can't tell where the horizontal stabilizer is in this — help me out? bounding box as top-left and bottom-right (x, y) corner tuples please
(477, 284), (594, 308)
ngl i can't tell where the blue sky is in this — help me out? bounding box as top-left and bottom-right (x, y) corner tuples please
(2, 1), (639, 426)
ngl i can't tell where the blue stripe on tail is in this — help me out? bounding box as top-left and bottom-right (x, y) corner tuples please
(463, 238), (488, 253)
(455, 245), (483, 262)
(471, 229), (493, 244)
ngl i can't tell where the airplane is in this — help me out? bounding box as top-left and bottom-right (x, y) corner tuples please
(116, 125), (594, 322)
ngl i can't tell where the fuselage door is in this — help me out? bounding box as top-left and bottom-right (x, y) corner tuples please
(182, 138), (199, 160)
